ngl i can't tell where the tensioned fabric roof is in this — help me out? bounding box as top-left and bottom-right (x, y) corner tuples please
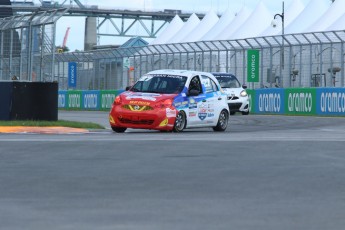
(284, 0), (329, 34)
(150, 15), (184, 45)
(201, 8), (235, 41)
(230, 1), (272, 40)
(166, 13), (200, 44)
(260, 0), (305, 37)
(150, 0), (341, 46)
(305, 0), (345, 33)
(181, 10), (219, 43)
(215, 6), (252, 40)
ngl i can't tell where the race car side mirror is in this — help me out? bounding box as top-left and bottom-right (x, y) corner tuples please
(242, 84), (247, 89)
(125, 86), (132, 91)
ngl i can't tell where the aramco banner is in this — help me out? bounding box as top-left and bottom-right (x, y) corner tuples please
(317, 88), (345, 115)
(285, 88), (316, 115)
(246, 89), (255, 114)
(255, 88), (285, 114)
(247, 49), (259, 82)
(68, 62), (77, 88)
(58, 90), (124, 110)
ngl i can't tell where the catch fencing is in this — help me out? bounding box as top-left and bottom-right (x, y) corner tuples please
(0, 8), (67, 82)
(1, 10), (345, 90)
(54, 30), (345, 90)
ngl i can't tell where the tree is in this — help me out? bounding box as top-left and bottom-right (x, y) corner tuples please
(56, 45), (70, 53)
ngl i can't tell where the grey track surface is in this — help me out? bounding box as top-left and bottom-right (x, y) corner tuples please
(1, 111), (345, 230)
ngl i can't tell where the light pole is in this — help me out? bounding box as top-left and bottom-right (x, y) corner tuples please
(273, 2), (285, 39)
(272, 1), (285, 86)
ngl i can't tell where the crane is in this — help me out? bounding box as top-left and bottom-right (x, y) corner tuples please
(62, 27), (70, 48)
(57, 27), (70, 53)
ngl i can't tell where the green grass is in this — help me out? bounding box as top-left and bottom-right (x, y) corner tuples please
(0, 120), (105, 129)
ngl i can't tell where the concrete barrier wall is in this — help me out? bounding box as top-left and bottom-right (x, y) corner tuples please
(1, 81), (58, 121)
(59, 88), (345, 116)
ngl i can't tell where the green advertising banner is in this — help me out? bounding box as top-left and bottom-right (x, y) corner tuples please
(285, 88), (317, 115)
(246, 89), (255, 113)
(100, 90), (122, 110)
(67, 90), (82, 109)
(247, 49), (260, 82)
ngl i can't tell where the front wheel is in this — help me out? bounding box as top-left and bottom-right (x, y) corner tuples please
(173, 111), (186, 132)
(111, 126), (127, 133)
(213, 109), (229, 132)
(242, 111), (249, 115)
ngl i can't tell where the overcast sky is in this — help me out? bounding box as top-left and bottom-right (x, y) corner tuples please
(46, 0), (326, 51)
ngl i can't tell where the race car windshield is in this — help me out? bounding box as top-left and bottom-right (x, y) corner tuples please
(130, 75), (187, 94)
(215, 75), (241, 88)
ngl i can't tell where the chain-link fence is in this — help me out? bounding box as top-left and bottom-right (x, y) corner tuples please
(2, 10), (345, 90)
(0, 8), (67, 81)
(54, 30), (345, 90)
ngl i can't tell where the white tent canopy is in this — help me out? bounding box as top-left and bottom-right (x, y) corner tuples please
(150, 15), (184, 45)
(167, 13), (200, 43)
(201, 8), (235, 41)
(284, 0), (329, 34)
(230, 1), (272, 39)
(260, 0), (305, 37)
(151, 0), (342, 45)
(216, 6), (252, 40)
(305, 0), (345, 33)
(327, 11), (345, 31)
(181, 10), (219, 43)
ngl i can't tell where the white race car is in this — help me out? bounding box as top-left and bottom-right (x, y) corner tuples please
(212, 73), (249, 115)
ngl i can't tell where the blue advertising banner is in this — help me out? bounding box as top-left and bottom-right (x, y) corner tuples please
(82, 90), (100, 110)
(58, 90), (67, 109)
(68, 62), (77, 88)
(255, 88), (285, 114)
(316, 88), (345, 116)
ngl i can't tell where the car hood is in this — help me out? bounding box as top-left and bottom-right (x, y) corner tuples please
(222, 87), (245, 96)
(121, 91), (177, 105)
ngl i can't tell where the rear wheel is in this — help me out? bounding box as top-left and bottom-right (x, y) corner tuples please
(213, 109), (229, 132)
(111, 126), (127, 133)
(173, 111), (186, 132)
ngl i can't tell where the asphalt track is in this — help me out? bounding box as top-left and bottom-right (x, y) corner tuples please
(1, 111), (345, 230)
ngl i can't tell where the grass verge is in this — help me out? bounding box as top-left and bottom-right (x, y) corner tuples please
(0, 120), (105, 129)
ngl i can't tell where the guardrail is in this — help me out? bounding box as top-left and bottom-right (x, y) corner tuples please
(59, 88), (345, 116)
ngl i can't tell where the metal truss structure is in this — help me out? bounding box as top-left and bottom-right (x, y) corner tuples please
(8, 0), (202, 39)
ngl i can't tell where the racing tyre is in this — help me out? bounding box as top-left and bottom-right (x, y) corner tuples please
(213, 109), (229, 132)
(111, 126), (127, 133)
(242, 111), (249, 115)
(173, 111), (186, 132)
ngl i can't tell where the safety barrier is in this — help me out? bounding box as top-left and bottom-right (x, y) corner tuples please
(58, 89), (124, 110)
(1, 81), (58, 121)
(59, 88), (345, 116)
(247, 88), (345, 116)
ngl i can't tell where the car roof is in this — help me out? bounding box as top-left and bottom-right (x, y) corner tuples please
(211, 72), (236, 77)
(147, 69), (213, 78)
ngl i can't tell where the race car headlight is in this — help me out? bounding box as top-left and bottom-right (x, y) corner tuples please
(114, 95), (122, 105)
(240, 90), (248, 97)
(156, 98), (173, 109)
